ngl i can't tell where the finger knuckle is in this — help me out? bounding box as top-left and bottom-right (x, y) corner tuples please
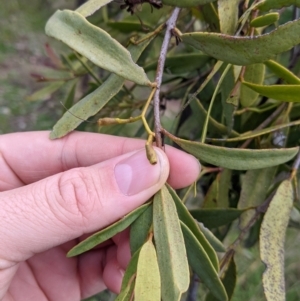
(55, 168), (100, 227)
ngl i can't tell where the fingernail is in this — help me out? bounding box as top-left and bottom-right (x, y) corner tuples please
(114, 149), (162, 196)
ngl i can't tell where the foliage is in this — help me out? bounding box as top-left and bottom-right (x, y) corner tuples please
(29, 0), (300, 300)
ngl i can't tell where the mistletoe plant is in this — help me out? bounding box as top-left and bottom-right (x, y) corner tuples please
(31, 0), (300, 300)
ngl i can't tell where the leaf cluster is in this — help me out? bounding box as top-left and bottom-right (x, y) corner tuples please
(31, 0), (300, 300)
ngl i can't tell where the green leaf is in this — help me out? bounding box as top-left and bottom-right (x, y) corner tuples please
(135, 240), (161, 301)
(203, 169), (232, 209)
(45, 10), (152, 86)
(144, 53), (210, 74)
(166, 184), (219, 271)
(130, 203), (153, 255)
(50, 36), (152, 139)
(120, 249), (140, 292)
(107, 21), (149, 33)
(76, 0), (113, 17)
(162, 0), (215, 7)
(238, 167), (277, 229)
(242, 81), (300, 102)
(181, 19), (300, 65)
(153, 186), (189, 301)
(116, 280), (135, 301)
(181, 222), (228, 301)
(250, 13), (280, 28)
(190, 208), (246, 229)
(67, 203), (150, 257)
(206, 257), (237, 301)
(260, 180), (294, 301)
(240, 64), (265, 107)
(218, 0), (239, 35)
(26, 81), (65, 101)
(198, 223), (226, 252)
(264, 60), (300, 84)
(207, 119), (300, 143)
(164, 131), (299, 170)
(63, 80), (77, 109)
(257, 0), (300, 12)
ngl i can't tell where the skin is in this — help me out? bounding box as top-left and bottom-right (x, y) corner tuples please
(0, 131), (200, 301)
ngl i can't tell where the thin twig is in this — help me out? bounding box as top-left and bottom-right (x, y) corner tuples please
(153, 7), (181, 148)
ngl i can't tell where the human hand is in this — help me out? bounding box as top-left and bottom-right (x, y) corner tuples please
(0, 131), (200, 301)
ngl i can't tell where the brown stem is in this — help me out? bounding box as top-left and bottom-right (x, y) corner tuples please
(153, 7), (181, 148)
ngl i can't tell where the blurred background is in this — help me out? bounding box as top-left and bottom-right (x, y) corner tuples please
(0, 1), (300, 301)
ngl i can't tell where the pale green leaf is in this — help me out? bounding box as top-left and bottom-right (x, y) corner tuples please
(164, 131), (299, 170)
(135, 240), (161, 301)
(265, 60), (300, 84)
(190, 208), (246, 229)
(206, 257), (236, 301)
(218, 0), (239, 35)
(130, 203), (153, 255)
(162, 0), (215, 7)
(166, 184), (219, 271)
(242, 81), (300, 102)
(257, 0), (300, 11)
(260, 180), (294, 301)
(198, 223), (226, 252)
(144, 53), (210, 74)
(153, 186), (189, 301)
(67, 203), (150, 257)
(26, 81), (65, 101)
(240, 64), (265, 107)
(120, 249), (140, 292)
(181, 222), (228, 301)
(45, 10), (152, 86)
(238, 167), (277, 229)
(76, 0), (113, 17)
(181, 19), (300, 65)
(115, 281), (135, 301)
(207, 119), (300, 143)
(50, 36), (152, 139)
(250, 13), (280, 28)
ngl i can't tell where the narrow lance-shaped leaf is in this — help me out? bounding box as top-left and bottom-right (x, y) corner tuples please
(218, 0), (239, 35)
(240, 64), (265, 107)
(238, 167), (277, 229)
(45, 10), (152, 86)
(67, 203), (150, 257)
(206, 257), (237, 301)
(260, 180), (294, 301)
(264, 60), (300, 85)
(26, 81), (65, 101)
(120, 249), (140, 292)
(153, 185), (189, 301)
(242, 81), (300, 103)
(190, 208), (247, 229)
(164, 130), (299, 170)
(257, 0), (300, 12)
(181, 19), (300, 65)
(50, 35), (153, 139)
(162, 0), (215, 7)
(250, 13), (280, 28)
(76, 0), (113, 17)
(130, 203), (153, 255)
(166, 184), (219, 271)
(198, 223), (226, 252)
(181, 222), (228, 301)
(207, 119), (300, 143)
(135, 240), (161, 301)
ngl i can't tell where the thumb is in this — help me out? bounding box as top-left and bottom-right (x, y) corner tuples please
(0, 148), (169, 265)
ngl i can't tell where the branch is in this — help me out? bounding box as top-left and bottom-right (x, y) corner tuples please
(153, 7), (181, 148)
